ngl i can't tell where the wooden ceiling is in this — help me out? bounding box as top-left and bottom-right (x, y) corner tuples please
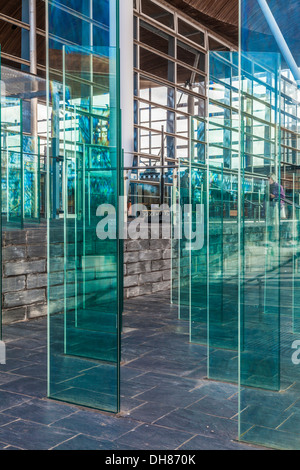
(0, 0), (239, 75)
(164, 0), (239, 44)
(0, 0), (45, 72)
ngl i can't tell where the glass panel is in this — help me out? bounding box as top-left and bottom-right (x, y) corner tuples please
(178, 19), (205, 48)
(177, 40), (205, 72)
(140, 47), (175, 83)
(141, 0), (174, 29)
(238, 0), (300, 450)
(23, 135), (41, 223)
(1, 98), (23, 229)
(47, 0), (122, 413)
(175, 118), (208, 344)
(207, 52), (240, 383)
(177, 65), (205, 95)
(1, 64), (46, 346)
(139, 76), (175, 108)
(171, 173), (181, 307)
(178, 159), (190, 321)
(190, 164), (207, 345)
(139, 20), (175, 57)
(207, 164), (239, 382)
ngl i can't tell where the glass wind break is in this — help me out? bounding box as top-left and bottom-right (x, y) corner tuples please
(47, 0), (122, 413)
(238, 0), (300, 450)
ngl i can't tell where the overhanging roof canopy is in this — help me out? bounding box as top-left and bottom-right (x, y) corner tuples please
(164, 0), (239, 44)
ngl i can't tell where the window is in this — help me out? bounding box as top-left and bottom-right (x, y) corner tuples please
(140, 20), (174, 57)
(141, 0), (174, 29)
(178, 19), (205, 48)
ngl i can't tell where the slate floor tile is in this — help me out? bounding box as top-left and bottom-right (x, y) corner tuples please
(2, 445), (24, 450)
(25, 352), (47, 365)
(8, 338), (46, 351)
(119, 397), (147, 414)
(187, 396), (238, 419)
(0, 441), (14, 450)
(0, 413), (18, 427)
(52, 434), (136, 450)
(120, 379), (156, 398)
(133, 384), (204, 408)
(125, 402), (177, 424)
(0, 420), (77, 450)
(6, 348), (30, 360)
(178, 434), (261, 450)
(3, 399), (77, 425)
(195, 381), (239, 400)
(10, 363), (47, 380)
(154, 407), (238, 440)
(129, 372), (204, 391)
(120, 367), (146, 382)
(0, 358), (33, 373)
(184, 366), (208, 380)
(0, 377), (47, 398)
(51, 410), (140, 441)
(115, 423), (195, 450)
(0, 390), (31, 412)
(0, 372), (23, 386)
(141, 358), (200, 378)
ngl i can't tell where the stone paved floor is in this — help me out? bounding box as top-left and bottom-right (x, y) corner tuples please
(0, 292), (264, 450)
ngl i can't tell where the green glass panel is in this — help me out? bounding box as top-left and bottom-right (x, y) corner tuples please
(23, 135), (41, 223)
(1, 98), (23, 229)
(238, 0), (300, 449)
(207, 52), (240, 383)
(177, 160), (207, 345)
(1, 59), (44, 341)
(239, 51), (281, 394)
(176, 118), (207, 344)
(171, 184), (180, 306)
(189, 117), (207, 345)
(1, 100), (40, 228)
(176, 114), (207, 330)
(47, 0), (122, 413)
(178, 158), (190, 321)
(190, 164), (207, 345)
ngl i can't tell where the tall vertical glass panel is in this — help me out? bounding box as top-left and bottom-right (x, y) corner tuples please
(175, 118), (207, 344)
(207, 52), (240, 383)
(177, 158), (190, 321)
(1, 98), (23, 229)
(189, 118), (207, 345)
(239, 0), (300, 450)
(47, 0), (122, 412)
